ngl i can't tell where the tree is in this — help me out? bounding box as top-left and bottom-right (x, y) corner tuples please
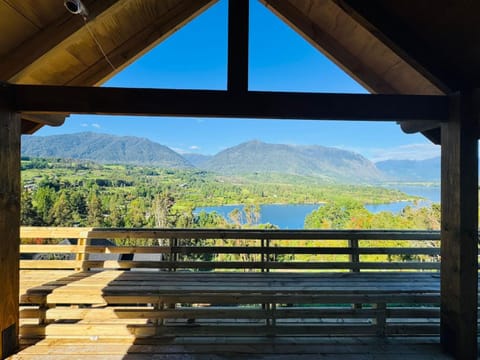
(152, 192), (175, 228)
(125, 198), (147, 227)
(304, 203), (352, 229)
(194, 211), (228, 228)
(106, 194), (125, 227)
(20, 190), (43, 226)
(32, 186), (56, 224)
(228, 208), (242, 227)
(244, 204), (261, 226)
(87, 190), (104, 226)
(49, 191), (76, 226)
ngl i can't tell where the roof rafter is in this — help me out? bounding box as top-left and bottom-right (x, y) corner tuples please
(65, 0), (217, 87)
(260, 0), (450, 142)
(0, 0), (123, 81)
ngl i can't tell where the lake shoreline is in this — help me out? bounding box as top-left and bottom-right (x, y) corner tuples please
(194, 185), (440, 229)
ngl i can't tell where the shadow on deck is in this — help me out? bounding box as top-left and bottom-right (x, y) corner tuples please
(12, 336), (452, 359)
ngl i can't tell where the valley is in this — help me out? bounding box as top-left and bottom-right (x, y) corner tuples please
(21, 132), (441, 231)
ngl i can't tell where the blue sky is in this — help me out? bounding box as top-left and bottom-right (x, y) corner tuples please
(36, 0), (439, 162)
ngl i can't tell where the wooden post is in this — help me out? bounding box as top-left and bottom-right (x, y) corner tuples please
(349, 237), (362, 309)
(227, 0), (249, 93)
(348, 237), (360, 273)
(441, 90), (479, 359)
(75, 238), (89, 271)
(0, 107), (20, 359)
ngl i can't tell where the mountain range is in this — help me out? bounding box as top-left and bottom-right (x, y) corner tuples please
(200, 140), (384, 182)
(376, 158), (440, 182)
(21, 132), (440, 183)
(21, 132), (192, 168)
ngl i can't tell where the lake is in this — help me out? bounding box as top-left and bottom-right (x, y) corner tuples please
(365, 184), (439, 213)
(194, 184), (440, 229)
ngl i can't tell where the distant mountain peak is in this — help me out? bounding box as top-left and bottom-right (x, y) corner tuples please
(375, 157), (440, 182)
(22, 132), (192, 168)
(201, 140), (384, 183)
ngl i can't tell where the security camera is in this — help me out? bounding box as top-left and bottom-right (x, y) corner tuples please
(64, 0), (88, 17)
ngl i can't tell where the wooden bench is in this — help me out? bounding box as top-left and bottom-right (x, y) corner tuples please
(19, 227), (447, 340)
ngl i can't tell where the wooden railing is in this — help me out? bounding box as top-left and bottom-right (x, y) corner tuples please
(20, 227), (441, 272)
(19, 227), (458, 339)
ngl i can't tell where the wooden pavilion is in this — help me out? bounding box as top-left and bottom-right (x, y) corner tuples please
(0, 0), (478, 358)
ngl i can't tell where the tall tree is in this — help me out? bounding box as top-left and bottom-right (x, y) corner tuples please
(20, 190), (43, 226)
(87, 190), (104, 226)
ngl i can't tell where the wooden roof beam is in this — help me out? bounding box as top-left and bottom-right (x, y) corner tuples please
(0, 0), (124, 81)
(3, 84), (448, 121)
(261, 0), (395, 95)
(65, 0), (218, 86)
(20, 114), (69, 134)
(261, 0), (448, 142)
(399, 120), (441, 134)
(261, 0), (444, 96)
(227, 0), (249, 93)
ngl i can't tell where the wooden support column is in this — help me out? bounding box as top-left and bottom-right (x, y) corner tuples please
(0, 106), (20, 359)
(441, 90), (479, 359)
(227, 0), (249, 93)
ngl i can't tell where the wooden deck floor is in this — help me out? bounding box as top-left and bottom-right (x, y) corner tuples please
(10, 336), (453, 359)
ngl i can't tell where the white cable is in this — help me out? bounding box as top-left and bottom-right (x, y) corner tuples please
(83, 17), (116, 71)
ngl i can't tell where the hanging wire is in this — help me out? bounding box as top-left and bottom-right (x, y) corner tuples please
(83, 17), (116, 71)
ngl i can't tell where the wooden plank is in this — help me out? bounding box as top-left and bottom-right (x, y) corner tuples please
(19, 245), (441, 256)
(10, 341), (454, 359)
(20, 291), (440, 306)
(19, 260), (440, 271)
(20, 306), (380, 321)
(75, 238), (88, 271)
(4, 84), (448, 121)
(25, 282), (440, 294)
(20, 260), (82, 270)
(227, 0), (249, 93)
(20, 114), (66, 129)
(16, 335), (444, 346)
(20, 227), (94, 239)
(440, 90), (479, 358)
(19, 323), (379, 338)
(20, 245), (89, 253)
(0, 107), (20, 358)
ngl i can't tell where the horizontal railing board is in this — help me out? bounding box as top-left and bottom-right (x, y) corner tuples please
(20, 227), (441, 241)
(19, 227), (444, 273)
(20, 245), (441, 255)
(20, 292), (441, 305)
(19, 260), (441, 270)
(19, 323), (382, 338)
(23, 284), (441, 294)
(20, 307), (383, 321)
(20, 282), (442, 290)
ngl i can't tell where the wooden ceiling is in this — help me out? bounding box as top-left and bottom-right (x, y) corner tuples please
(0, 0), (216, 133)
(0, 0), (476, 141)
